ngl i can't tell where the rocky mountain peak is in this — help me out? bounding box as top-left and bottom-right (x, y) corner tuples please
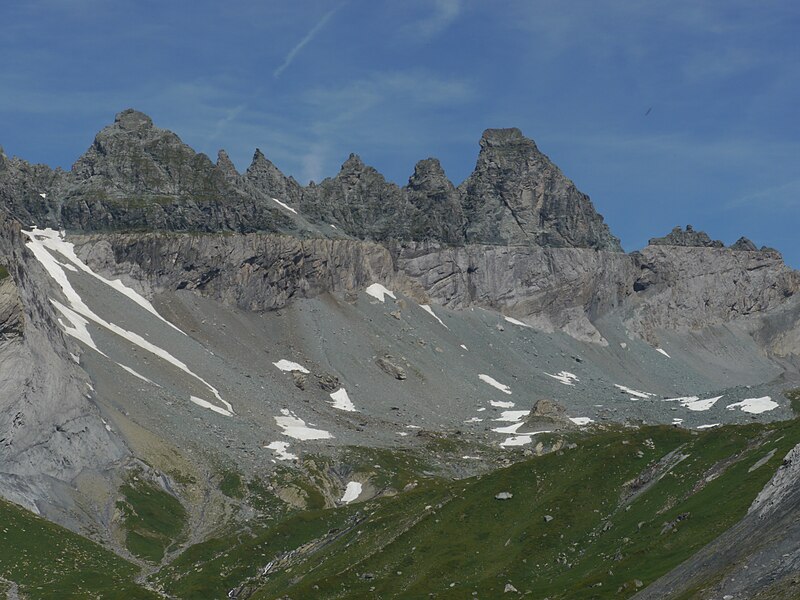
(730, 236), (758, 252)
(341, 153), (366, 172)
(649, 225), (724, 248)
(245, 149), (302, 204)
(407, 158), (454, 193)
(479, 127), (534, 150)
(113, 108), (154, 132)
(459, 128), (622, 250)
(216, 150), (239, 180)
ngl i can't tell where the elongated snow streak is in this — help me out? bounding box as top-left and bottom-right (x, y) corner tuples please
(504, 316), (531, 328)
(329, 388), (357, 412)
(190, 396), (233, 417)
(340, 481), (362, 504)
(479, 374), (512, 394)
(569, 417), (594, 425)
(265, 441), (298, 460)
(726, 397), (778, 414)
(489, 399), (515, 408)
(24, 228), (233, 416)
(275, 409), (333, 440)
(656, 348), (671, 358)
(696, 423), (721, 429)
(273, 359), (310, 373)
(23, 228), (185, 334)
(118, 363), (158, 386)
(614, 384), (654, 399)
(271, 197), (298, 214)
(420, 304), (448, 329)
(365, 283), (396, 302)
(545, 371), (579, 386)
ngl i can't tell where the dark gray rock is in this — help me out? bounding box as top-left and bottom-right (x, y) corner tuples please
(245, 149), (303, 207)
(376, 356), (407, 380)
(404, 158), (464, 244)
(730, 236), (758, 251)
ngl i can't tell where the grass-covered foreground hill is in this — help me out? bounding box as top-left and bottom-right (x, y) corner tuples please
(1, 417), (797, 599)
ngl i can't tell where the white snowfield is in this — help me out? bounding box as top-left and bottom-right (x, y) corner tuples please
(24, 228), (233, 417)
(273, 359), (310, 373)
(504, 316), (531, 328)
(265, 441), (298, 460)
(329, 388), (357, 412)
(275, 409), (333, 440)
(500, 430), (551, 447)
(365, 283), (395, 302)
(420, 304), (448, 328)
(614, 384), (654, 399)
(545, 371), (579, 386)
(271, 197), (298, 214)
(569, 417), (595, 426)
(340, 481), (362, 504)
(726, 397), (779, 414)
(479, 374), (512, 394)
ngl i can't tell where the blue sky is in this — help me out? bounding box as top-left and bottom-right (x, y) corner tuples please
(2, 1), (799, 263)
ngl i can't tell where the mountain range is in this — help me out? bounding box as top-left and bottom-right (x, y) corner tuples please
(0, 110), (798, 599)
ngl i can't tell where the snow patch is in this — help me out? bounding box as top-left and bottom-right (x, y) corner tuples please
(681, 396), (723, 411)
(190, 396), (233, 417)
(271, 197), (298, 214)
(696, 423), (721, 430)
(460, 344), (468, 351)
(329, 388), (356, 412)
(275, 409), (333, 440)
(340, 481), (362, 504)
(273, 359), (310, 373)
(464, 417), (483, 423)
(265, 441), (297, 460)
(479, 374), (512, 394)
(365, 283), (395, 302)
(545, 371), (579, 386)
(489, 400), (515, 408)
(726, 397), (778, 414)
(569, 417), (594, 426)
(656, 348), (671, 358)
(495, 410), (530, 422)
(614, 384), (654, 399)
(504, 316), (531, 328)
(420, 304), (448, 328)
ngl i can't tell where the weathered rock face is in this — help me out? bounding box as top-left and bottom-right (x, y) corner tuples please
(0, 213), (128, 523)
(458, 128), (622, 250)
(626, 245), (800, 341)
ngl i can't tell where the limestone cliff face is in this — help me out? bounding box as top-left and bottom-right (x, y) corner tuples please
(0, 213), (127, 521)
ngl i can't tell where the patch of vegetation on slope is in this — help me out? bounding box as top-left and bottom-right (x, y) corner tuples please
(231, 419), (798, 599)
(785, 388), (800, 415)
(0, 497), (158, 599)
(117, 475), (188, 563)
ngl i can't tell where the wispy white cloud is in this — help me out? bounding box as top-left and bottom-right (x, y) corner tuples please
(728, 178), (800, 210)
(413, 0), (463, 39)
(273, 4), (344, 78)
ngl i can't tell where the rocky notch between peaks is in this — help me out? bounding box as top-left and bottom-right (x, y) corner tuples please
(0, 109), (620, 250)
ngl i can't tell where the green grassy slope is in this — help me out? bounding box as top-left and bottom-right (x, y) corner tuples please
(234, 419), (797, 599)
(0, 498), (158, 599)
